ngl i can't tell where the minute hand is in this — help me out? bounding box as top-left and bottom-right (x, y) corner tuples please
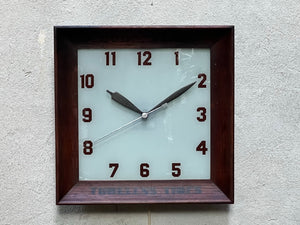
(149, 81), (196, 112)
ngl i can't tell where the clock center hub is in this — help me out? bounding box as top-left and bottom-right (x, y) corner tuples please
(142, 112), (148, 119)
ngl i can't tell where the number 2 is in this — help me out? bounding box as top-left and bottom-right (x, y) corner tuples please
(198, 73), (207, 88)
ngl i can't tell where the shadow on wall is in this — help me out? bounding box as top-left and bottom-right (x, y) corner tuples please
(57, 204), (230, 224)
(57, 203), (230, 213)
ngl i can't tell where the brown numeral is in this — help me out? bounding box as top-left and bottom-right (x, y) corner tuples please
(196, 141), (208, 155)
(174, 51), (179, 65)
(172, 163), (181, 177)
(82, 108), (92, 122)
(140, 163), (150, 177)
(109, 163), (119, 177)
(197, 107), (206, 122)
(83, 140), (93, 155)
(105, 51), (116, 66)
(137, 51), (152, 65)
(80, 74), (94, 88)
(198, 73), (207, 88)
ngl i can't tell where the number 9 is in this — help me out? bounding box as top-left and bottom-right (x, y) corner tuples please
(82, 108), (92, 122)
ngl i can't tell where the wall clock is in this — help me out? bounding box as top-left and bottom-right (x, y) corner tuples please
(55, 26), (234, 204)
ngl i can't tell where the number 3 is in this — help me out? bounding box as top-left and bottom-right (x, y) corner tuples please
(197, 107), (206, 122)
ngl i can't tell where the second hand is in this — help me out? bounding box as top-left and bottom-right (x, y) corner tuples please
(94, 103), (168, 145)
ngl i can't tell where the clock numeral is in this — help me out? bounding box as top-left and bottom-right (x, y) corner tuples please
(171, 163), (181, 177)
(197, 107), (207, 122)
(83, 140), (93, 155)
(140, 163), (150, 177)
(196, 141), (208, 155)
(105, 51), (116, 66)
(109, 163), (119, 177)
(80, 74), (94, 88)
(106, 163), (187, 178)
(198, 73), (207, 88)
(137, 51), (152, 66)
(174, 51), (179, 65)
(82, 108), (92, 122)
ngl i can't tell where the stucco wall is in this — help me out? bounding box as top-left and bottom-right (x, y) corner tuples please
(0, 0), (299, 224)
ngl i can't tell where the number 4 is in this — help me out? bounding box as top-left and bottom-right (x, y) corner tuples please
(196, 141), (208, 155)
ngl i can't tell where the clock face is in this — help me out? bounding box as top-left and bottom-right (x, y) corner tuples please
(78, 48), (211, 181)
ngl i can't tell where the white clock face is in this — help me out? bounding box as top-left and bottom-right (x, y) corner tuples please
(78, 48), (210, 181)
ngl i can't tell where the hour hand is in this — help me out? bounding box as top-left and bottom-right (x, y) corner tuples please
(106, 90), (143, 114)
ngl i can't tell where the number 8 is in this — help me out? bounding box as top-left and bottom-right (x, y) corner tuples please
(83, 140), (93, 155)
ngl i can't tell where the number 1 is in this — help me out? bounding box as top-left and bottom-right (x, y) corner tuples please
(174, 51), (179, 65)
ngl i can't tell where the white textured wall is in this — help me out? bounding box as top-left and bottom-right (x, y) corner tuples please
(1, 0), (299, 224)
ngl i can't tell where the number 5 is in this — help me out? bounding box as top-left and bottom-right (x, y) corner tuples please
(172, 163), (181, 177)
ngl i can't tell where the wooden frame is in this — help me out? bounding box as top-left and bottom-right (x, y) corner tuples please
(55, 26), (234, 204)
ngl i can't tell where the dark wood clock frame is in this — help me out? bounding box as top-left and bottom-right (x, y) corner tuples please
(55, 26), (234, 204)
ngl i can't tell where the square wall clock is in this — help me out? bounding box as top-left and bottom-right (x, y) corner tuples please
(55, 26), (234, 204)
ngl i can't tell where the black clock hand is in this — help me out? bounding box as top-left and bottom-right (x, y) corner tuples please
(149, 81), (196, 112)
(107, 90), (143, 114)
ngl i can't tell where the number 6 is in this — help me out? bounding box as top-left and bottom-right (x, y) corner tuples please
(140, 163), (150, 177)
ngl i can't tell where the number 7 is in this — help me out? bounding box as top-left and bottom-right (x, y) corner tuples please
(109, 163), (119, 177)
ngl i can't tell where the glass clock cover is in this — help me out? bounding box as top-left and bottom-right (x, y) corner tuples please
(78, 48), (210, 181)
